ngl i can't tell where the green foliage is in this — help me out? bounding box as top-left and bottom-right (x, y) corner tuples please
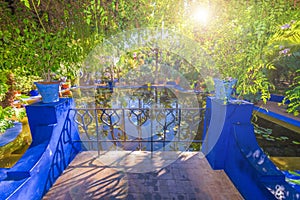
(0, 106), (14, 134)
(1, 0), (300, 108)
(268, 20), (300, 115)
(283, 69), (300, 116)
(0, 105), (27, 134)
(1, 1), (86, 84)
(1, 20), (83, 83)
(20, 0), (31, 9)
(270, 20), (300, 50)
(267, 20), (300, 88)
(0, 72), (8, 102)
(14, 75), (40, 94)
(194, 0), (299, 102)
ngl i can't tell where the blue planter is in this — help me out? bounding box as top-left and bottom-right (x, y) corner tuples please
(107, 80), (115, 88)
(213, 78), (237, 100)
(29, 90), (39, 97)
(34, 82), (60, 103)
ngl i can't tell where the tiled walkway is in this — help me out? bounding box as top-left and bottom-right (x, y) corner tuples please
(43, 151), (243, 200)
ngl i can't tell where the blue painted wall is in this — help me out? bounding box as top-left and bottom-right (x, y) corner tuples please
(0, 98), (81, 200)
(202, 97), (300, 199)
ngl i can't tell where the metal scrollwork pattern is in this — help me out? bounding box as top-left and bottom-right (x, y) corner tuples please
(128, 109), (149, 126)
(71, 107), (204, 152)
(100, 109), (121, 126)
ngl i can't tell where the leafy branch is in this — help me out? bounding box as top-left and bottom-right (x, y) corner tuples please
(21, 0), (46, 32)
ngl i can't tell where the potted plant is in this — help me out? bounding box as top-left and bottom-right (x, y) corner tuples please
(34, 69), (61, 103)
(213, 77), (237, 101)
(60, 77), (70, 90)
(32, 26), (87, 103)
(33, 32), (68, 103)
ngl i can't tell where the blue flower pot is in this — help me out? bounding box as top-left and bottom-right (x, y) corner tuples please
(107, 80), (115, 88)
(34, 82), (60, 103)
(213, 78), (237, 100)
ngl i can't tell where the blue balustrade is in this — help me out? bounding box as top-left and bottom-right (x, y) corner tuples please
(0, 98), (81, 200)
(202, 97), (300, 199)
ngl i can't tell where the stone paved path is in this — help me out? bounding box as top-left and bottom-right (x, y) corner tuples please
(43, 151), (243, 200)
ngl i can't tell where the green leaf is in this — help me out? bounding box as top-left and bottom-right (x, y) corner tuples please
(20, 0), (31, 9)
(292, 141), (300, 145)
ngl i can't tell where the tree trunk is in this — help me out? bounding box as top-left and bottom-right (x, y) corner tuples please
(0, 73), (15, 108)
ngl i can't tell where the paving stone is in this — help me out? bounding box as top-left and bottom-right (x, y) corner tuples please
(43, 151), (244, 200)
(157, 184), (169, 192)
(153, 193), (162, 200)
(166, 179), (176, 186)
(144, 192), (153, 200)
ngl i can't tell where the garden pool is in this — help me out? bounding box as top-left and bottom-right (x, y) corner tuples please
(72, 85), (206, 152)
(253, 116), (300, 191)
(0, 119), (32, 168)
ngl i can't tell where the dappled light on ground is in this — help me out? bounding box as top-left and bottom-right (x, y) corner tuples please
(43, 151), (242, 200)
